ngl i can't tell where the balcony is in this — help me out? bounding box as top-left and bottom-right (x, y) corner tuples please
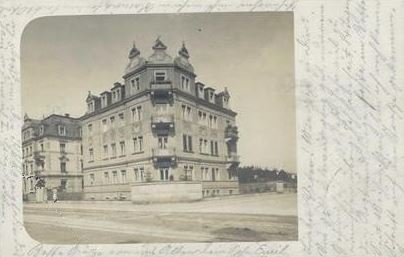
(225, 125), (239, 142)
(151, 114), (175, 133)
(226, 153), (240, 170)
(150, 81), (173, 104)
(152, 147), (176, 167)
(33, 151), (45, 160)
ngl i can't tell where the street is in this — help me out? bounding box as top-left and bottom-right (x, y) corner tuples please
(24, 192), (298, 244)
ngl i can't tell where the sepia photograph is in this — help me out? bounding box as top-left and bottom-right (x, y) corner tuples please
(20, 12), (297, 244)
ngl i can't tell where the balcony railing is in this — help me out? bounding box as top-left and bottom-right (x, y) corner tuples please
(150, 81), (172, 91)
(152, 114), (174, 124)
(152, 147), (176, 157)
(151, 114), (175, 131)
(33, 151), (45, 159)
(226, 154), (240, 163)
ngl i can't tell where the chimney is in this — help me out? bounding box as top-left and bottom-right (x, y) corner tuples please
(65, 113), (70, 117)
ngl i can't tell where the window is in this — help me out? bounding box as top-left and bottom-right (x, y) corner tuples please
(156, 103), (169, 114)
(210, 141), (214, 155)
(183, 134), (193, 152)
(119, 141), (126, 156)
(132, 106), (143, 121)
(199, 138), (203, 153)
(184, 165), (193, 181)
(158, 135), (168, 149)
(182, 105), (192, 121)
(103, 145), (108, 159)
(58, 125), (66, 136)
(88, 124), (92, 134)
(60, 162), (66, 173)
(101, 95), (107, 107)
(60, 143), (66, 153)
(89, 148), (94, 161)
(213, 116), (218, 128)
(102, 119), (107, 132)
(137, 106), (142, 120)
(40, 143), (44, 152)
(89, 173), (95, 185)
(204, 139), (208, 154)
(160, 168), (169, 181)
(88, 101), (94, 112)
(112, 171), (118, 183)
(133, 138), (138, 153)
(209, 91), (214, 102)
(181, 75), (190, 91)
(201, 167), (210, 181)
(139, 136), (143, 151)
(215, 168), (220, 181)
(118, 113), (124, 126)
(209, 115), (213, 127)
(131, 78), (141, 93)
(39, 126), (44, 135)
(154, 70), (166, 82)
(111, 143), (116, 158)
(104, 172), (110, 184)
(110, 116), (115, 127)
(134, 167), (144, 182)
(186, 106), (192, 121)
(133, 136), (143, 153)
(214, 141), (219, 156)
(121, 170), (127, 183)
(135, 77), (140, 90)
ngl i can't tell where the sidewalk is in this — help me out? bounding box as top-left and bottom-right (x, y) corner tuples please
(24, 192), (297, 216)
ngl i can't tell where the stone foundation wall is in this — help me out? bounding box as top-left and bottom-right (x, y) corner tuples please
(130, 181), (202, 203)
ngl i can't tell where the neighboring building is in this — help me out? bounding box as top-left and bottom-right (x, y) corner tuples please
(22, 114), (83, 200)
(81, 38), (240, 200)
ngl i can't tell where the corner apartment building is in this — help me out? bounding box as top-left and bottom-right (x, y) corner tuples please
(81, 38), (240, 200)
(22, 114), (83, 200)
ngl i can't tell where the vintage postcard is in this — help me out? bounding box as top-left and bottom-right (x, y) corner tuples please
(20, 12), (297, 244)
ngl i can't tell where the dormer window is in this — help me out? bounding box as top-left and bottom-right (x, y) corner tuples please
(87, 101), (95, 112)
(101, 95), (108, 108)
(58, 125), (66, 136)
(39, 126), (44, 135)
(131, 77), (141, 94)
(209, 92), (214, 101)
(154, 70), (167, 82)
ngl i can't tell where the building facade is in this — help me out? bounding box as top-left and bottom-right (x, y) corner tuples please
(81, 38), (240, 200)
(22, 114), (83, 200)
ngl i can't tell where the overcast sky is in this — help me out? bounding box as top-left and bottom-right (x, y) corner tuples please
(21, 12), (296, 172)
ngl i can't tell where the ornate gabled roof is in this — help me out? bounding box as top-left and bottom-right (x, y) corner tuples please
(178, 41), (189, 59)
(174, 41), (194, 73)
(24, 113), (30, 122)
(152, 36), (167, 50)
(128, 41), (140, 59)
(111, 82), (123, 90)
(125, 39), (146, 76)
(86, 91), (99, 102)
(148, 37), (173, 64)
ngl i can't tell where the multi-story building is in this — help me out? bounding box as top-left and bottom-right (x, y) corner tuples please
(80, 38), (240, 200)
(22, 114), (83, 200)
